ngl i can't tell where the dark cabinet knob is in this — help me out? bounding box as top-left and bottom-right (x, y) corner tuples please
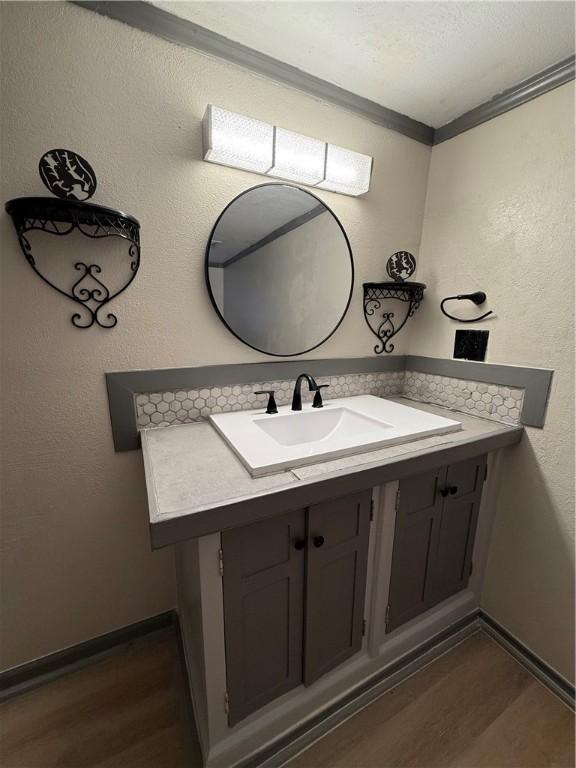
(440, 485), (459, 498)
(313, 535), (325, 548)
(294, 539), (306, 551)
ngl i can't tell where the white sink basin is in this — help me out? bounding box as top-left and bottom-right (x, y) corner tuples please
(254, 407), (392, 446)
(210, 395), (462, 477)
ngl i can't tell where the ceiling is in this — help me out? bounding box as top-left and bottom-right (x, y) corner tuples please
(153, 1), (575, 127)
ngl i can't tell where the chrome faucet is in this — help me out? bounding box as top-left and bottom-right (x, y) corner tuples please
(291, 373), (318, 411)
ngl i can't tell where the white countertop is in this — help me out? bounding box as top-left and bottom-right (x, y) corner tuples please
(141, 397), (523, 548)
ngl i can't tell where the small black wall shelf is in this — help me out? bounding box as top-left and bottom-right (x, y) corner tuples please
(363, 281), (426, 354)
(5, 197), (140, 329)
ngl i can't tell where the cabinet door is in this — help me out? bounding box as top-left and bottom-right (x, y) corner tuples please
(304, 490), (372, 685)
(432, 455), (487, 604)
(222, 509), (305, 725)
(387, 467), (445, 632)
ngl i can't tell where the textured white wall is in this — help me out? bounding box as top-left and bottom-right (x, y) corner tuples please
(409, 83), (575, 681)
(0, 2), (430, 669)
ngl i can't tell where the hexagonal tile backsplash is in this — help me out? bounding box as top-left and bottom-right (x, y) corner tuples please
(402, 371), (524, 425)
(136, 372), (405, 429)
(135, 369), (524, 430)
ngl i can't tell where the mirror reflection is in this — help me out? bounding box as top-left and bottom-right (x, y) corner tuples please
(206, 184), (354, 356)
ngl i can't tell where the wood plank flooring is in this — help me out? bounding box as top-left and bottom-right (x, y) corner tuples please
(288, 634), (574, 768)
(0, 633), (202, 768)
(0, 630), (573, 768)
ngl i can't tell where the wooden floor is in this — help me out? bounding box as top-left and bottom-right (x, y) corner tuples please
(0, 633), (201, 768)
(288, 634), (574, 768)
(0, 632), (573, 768)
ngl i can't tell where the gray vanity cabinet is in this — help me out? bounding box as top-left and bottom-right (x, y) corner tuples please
(386, 467), (444, 631)
(304, 491), (372, 685)
(221, 490), (371, 724)
(387, 455), (487, 632)
(221, 510), (306, 725)
(432, 457), (487, 602)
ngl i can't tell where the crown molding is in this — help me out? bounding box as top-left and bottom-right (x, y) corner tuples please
(71, 2), (575, 146)
(435, 55), (575, 144)
(72, 1), (434, 145)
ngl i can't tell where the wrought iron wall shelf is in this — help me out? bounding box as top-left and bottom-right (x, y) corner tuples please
(363, 281), (426, 354)
(5, 197), (140, 328)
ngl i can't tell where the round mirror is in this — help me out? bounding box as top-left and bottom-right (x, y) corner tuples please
(206, 184), (354, 356)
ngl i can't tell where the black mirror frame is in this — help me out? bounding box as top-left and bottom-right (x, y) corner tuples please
(204, 182), (355, 358)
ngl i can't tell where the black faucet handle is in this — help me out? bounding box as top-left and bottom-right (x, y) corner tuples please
(312, 384), (330, 409)
(254, 390), (278, 415)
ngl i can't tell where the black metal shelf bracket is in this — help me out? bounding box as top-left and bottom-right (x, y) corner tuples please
(363, 281), (426, 354)
(5, 197), (140, 329)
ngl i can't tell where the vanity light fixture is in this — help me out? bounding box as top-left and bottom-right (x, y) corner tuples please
(202, 105), (372, 196)
(203, 106), (274, 173)
(270, 127), (326, 186)
(316, 143), (373, 196)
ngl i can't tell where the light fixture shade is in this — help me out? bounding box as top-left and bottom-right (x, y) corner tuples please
(269, 127), (326, 185)
(316, 144), (373, 196)
(201, 105), (372, 196)
(203, 105), (273, 174)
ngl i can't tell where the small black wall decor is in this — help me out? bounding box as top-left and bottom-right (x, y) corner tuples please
(4, 152), (140, 329)
(363, 251), (425, 354)
(386, 251), (416, 282)
(39, 149), (97, 201)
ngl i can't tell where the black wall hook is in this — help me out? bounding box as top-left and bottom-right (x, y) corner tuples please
(440, 291), (493, 323)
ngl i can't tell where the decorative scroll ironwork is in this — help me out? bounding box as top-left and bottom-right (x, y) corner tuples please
(5, 197), (140, 328)
(363, 282), (426, 354)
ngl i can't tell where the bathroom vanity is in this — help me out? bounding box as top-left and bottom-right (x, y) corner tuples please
(141, 396), (523, 768)
(132, 183), (542, 767)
